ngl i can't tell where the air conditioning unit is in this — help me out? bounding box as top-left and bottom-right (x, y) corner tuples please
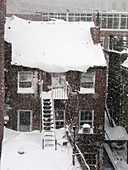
(82, 124), (91, 133)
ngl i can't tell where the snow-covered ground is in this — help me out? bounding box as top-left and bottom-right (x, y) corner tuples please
(1, 127), (81, 170)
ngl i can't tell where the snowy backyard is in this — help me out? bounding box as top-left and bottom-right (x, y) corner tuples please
(1, 128), (81, 170)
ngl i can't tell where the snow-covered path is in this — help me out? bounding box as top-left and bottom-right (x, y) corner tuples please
(1, 128), (81, 170)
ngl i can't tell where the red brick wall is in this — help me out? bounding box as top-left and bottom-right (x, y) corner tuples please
(66, 67), (107, 169)
(90, 27), (100, 44)
(4, 42), (42, 131)
(0, 0), (5, 152)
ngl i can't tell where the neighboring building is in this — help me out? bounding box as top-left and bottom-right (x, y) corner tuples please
(4, 16), (107, 169)
(6, 0), (128, 14)
(0, 0), (6, 154)
(105, 35), (128, 131)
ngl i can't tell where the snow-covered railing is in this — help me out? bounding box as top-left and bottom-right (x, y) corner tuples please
(52, 86), (68, 99)
(105, 131), (121, 161)
(66, 126), (90, 170)
(104, 143), (118, 170)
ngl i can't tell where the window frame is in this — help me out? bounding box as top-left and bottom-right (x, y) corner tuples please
(17, 110), (32, 132)
(80, 72), (95, 94)
(79, 110), (94, 133)
(52, 73), (66, 88)
(54, 110), (65, 129)
(18, 71), (34, 94)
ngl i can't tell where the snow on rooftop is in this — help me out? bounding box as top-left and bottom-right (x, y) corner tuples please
(1, 127), (81, 170)
(105, 114), (128, 141)
(5, 16), (106, 73)
(122, 57), (128, 68)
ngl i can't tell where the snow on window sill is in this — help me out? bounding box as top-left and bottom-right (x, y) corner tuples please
(79, 88), (95, 94)
(78, 128), (94, 134)
(17, 88), (34, 94)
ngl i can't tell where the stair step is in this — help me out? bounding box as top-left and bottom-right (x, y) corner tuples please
(43, 114), (53, 116)
(45, 144), (54, 147)
(45, 139), (54, 141)
(43, 99), (51, 102)
(43, 110), (52, 112)
(43, 110), (52, 113)
(44, 135), (54, 137)
(44, 126), (54, 128)
(43, 130), (54, 132)
(43, 101), (51, 104)
(43, 118), (53, 121)
(43, 122), (53, 124)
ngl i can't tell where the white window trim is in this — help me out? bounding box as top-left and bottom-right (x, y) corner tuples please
(79, 72), (95, 94)
(79, 110), (94, 134)
(17, 110), (32, 132)
(55, 110), (65, 129)
(17, 71), (34, 94)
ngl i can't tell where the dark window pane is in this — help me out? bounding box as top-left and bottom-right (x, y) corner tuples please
(113, 18), (119, 29)
(55, 122), (64, 129)
(20, 111), (30, 126)
(108, 18), (112, 29)
(102, 18), (107, 28)
(19, 82), (31, 88)
(121, 18), (126, 29)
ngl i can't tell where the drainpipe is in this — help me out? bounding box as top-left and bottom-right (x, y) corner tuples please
(39, 71), (42, 133)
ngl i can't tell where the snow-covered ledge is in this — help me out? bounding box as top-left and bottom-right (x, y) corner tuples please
(79, 88), (95, 94)
(17, 88), (34, 94)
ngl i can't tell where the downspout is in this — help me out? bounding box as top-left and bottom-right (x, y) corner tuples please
(39, 70), (42, 133)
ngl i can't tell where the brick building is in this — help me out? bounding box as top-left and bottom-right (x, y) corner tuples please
(4, 16), (107, 169)
(105, 35), (128, 131)
(0, 0), (6, 154)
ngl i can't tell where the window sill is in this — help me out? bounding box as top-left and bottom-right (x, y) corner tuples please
(78, 128), (94, 134)
(17, 88), (34, 94)
(79, 88), (95, 94)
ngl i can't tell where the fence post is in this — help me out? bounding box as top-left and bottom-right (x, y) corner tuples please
(42, 139), (44, 150)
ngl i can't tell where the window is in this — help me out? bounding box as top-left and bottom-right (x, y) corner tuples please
(18, 110), (32, 132)
(52, 73), (66, 88)
(18, 72), (34, 93)
(79, 110), (94, 133)
(84, 153), (97, 169)
(80, 72), (95, 93)
(55, 110), (65, 129)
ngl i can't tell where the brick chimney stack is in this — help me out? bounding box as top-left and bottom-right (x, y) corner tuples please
(0, 0), (5, 155)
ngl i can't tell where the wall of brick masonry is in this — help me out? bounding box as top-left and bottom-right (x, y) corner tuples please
(65, 67), (107, 169)
(0, 0), (5, 154)
(4, 42), (42, 131)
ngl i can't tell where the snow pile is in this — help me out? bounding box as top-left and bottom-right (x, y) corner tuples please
(5, 16), (106, 73)
(106, 49), (128, 68)
(1, 127), (81, 170)
(116, 160), (128, 170)
(122, 58), (128, 68)
(105, 114), (128, 141)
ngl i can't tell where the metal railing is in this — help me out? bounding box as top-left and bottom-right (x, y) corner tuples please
(66, 126), (90, 170)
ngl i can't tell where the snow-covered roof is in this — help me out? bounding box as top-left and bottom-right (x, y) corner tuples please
(5, 16), (106, 72)
(105, 49), (128, 69)
(105, 114), (128, 141)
